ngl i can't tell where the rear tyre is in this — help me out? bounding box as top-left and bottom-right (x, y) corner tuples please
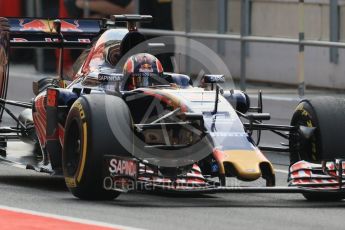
(290, 97), (345, 201)
(0, 17), (10, 120)
(62, 94), (133, 200)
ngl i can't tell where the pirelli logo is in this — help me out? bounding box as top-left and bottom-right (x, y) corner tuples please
(74, 102), (85, 120)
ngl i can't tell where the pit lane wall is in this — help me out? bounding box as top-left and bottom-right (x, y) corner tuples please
(172, 0), (345, 89)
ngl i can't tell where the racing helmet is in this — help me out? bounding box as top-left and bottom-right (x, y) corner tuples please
(123, 53), (164, 90)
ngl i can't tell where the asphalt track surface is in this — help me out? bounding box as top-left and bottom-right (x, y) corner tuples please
(0, 66), (344, 230)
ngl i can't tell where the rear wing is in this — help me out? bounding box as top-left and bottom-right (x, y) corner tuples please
(6, 18), (104, 48)
(0, 17), (106, 119)
(5, 15), (153, 49)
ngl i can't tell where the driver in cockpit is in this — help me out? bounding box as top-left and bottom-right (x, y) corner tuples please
(122, 53), (165, 91)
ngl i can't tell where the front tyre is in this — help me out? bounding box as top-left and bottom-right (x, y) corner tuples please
(62, 94), (133, 200)
(290, 97), (345, 201)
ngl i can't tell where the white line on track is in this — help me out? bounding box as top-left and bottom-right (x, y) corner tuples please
(275, 169), (289, 174)
(0, 204), (145, 230)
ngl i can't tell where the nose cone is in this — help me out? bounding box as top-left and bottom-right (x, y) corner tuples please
(213, 149), (274, 181)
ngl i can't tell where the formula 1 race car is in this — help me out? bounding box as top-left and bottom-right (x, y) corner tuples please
(0, 15), (344, 201)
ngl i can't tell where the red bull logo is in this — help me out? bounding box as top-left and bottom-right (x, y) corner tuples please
(139, 63), (153, 73)
(19, 19), (49, 32)
(60, 20), (82, 32)
(19, 19), (82, 33)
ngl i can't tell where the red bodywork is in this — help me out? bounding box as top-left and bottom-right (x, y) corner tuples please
(33, 93), (47, 148)
(33, 91), (65, 150)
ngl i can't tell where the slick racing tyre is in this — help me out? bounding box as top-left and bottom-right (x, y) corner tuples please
(290, 97), (345, 201)
(62, 94), (133, 200)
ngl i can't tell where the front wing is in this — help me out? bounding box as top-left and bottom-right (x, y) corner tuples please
(102, 155), (345, 196)
(289, 159), (345, 190)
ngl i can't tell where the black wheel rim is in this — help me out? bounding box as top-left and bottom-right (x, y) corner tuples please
(290, 108), (319, 163)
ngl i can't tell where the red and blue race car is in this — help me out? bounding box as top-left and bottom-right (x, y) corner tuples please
(0, 15), (344, 201)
